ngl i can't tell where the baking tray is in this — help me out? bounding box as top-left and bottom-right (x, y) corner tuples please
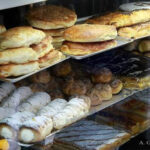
(18, 88), (141, 147)
(0, 56), (70, 83)
(64, 36), (133, 60)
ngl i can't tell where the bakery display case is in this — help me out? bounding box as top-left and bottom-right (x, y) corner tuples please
(0, 0), (150, 150)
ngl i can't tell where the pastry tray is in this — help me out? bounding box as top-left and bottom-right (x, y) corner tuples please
(64, 36), (133, 60)
(0, 56), (70, 83)
(19, 88), (141, 147)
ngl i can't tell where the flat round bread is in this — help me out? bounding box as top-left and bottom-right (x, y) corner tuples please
(27, 5), (77, 29)
(63, 24), (117, 42)
(42, 28), (65, 37)
(52, 36), (65, 43)
(0, 62), (39, 78)
(0, 25), (6, 34)
(61, 40), (117, 56)
(0, 26), (46, 50)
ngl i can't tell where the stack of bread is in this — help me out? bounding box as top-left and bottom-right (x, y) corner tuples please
(26, 5), (77, 49)
(61, 24), (117, 56)
(0, 26), (65, 78)
(87, 9), (150, 39)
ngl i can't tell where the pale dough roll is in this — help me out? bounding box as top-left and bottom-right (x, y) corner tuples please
(19, 116), (53, 143)
(0, 26), (46, 50)
(0, 112), (35, 139)
(63, 24), (117, 42)
(0, 47), (38, 65)
(0, 25), (6, 34)
(0, 61), (40, 78)
(2, 86), (33, 108)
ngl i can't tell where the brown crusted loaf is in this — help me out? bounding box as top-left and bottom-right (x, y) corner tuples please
(0, 25), (6, 34)
(27, 5), (77, 29)
(63, 24), (117, 42)
(87, 10), (150, 28)
(118, 21), (150, 39)
(0, 26), (46, 50)
(61, 40), (117, 56)
(0, 62), (39, 78)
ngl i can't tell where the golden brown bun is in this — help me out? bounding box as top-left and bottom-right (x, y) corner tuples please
(27, 5), (77, 29)
(48, 89), (65, 100)
(110, 79), (123, 94)
(138, 40), (150, 53)
(52, 36), (65, 43)
(30, 83), (45, 92)
(63, 24), (117, 42)
(0, 61), (39, 78)
(118, 21), (150, 39)
(87, 10), (150, 28)
(0, 26), (46, 50)
(30, 70), (51, 84)
(92, 68), (113, 83)
(95, 83), (112, 101)
(0, 25), (6, 34)
(38, 50), (65, 68)
(0, 47), (38, 65)
(52, 62), (72, 77)
(31, 36), (53, 58)
(42, 28), (65, 37)
(61, 40), (117, 56)
(53, 42), (63, 49)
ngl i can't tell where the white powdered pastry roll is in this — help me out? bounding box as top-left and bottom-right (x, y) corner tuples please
(0, 111), (35, 139)
(0, 108), (16, 120)
(2, 86), (32, 108)
(53, 97), (91, 129)
(19, 115), (53, 143)
(17, 92), (50, 113)
(0, 82), (15, 102)
(37, 98), (67, 116)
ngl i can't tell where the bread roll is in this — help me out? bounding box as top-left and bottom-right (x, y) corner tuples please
(0, 26), (46, 50)
(64, 24), (117, 42)
(52, 36), (65, 43)
(110, 79), (123, 94)
(0, 112), (35, 139)
(0, 47), (38, 65)
(92, 67), (113, 83)
(0, 25), (6, 34)
(0, 82), (15, 102)
(2, 86), (32, 108)
(19, 116), (53, 143)
(42, 28), (65, 37)
(0, 108), (16, 120)
(0, 61), (39, 78)
(17, 92), (51, 113)
(48, 89), (65, 100)
(138, 40), (150, 53)
(27, 5), (77, 29)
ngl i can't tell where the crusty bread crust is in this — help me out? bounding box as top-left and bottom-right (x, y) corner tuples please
(63, 24), (117, 42)
(0, 26), (46, 50)
(87, 10), (150, 28)
(27, 5), (77, 29)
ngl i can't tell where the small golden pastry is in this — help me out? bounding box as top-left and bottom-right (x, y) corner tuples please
(30, 70), (51, 84)
(95, 83), (112, 101)
(29, 83), (45, 92)
(0, 139), (9, 150)
(110, 79), (123, 94)
(52, 61), (72, 77)
(138, 40), (150, 53)
(92, 67), (113, 83)
(48, 89), (65, 100)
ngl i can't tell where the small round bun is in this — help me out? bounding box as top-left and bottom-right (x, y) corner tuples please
(0, 26), (46, 50)
(27, 5), (77, 29)
(110, 79), (123, 94)
(63, 24), (117, 42)
(92, 67), (113, 83)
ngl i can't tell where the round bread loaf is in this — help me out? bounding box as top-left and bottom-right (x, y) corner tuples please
(0, 26), (46, 50)
(27, 5), (77, 29)
(63, 24), (117, 42)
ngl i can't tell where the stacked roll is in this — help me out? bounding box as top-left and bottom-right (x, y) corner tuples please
(26, 5), (77, 49)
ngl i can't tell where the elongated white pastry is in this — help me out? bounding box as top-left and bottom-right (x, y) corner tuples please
(17, 92), (50, 113)
(37, 98), (67, 116)
(0, 82), (15, 103)
(0, 111), (35, 139)
(53, 96), (91, 129)
(0, 108), (16, 120)
(2, 86), (32, 108)
(19, 115), (53, 143)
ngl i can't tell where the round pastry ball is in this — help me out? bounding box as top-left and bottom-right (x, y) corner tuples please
(92, 67), (112, 83)
(110, 79), (123, 94)
(30, 71), (51, 84)
(52, 62), (72, 77)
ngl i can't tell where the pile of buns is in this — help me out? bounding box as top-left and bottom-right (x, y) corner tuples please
(0, 26), (65, 78)
(87, 9), (150, 39)
(26, 5), (77, 49)
(0, 82), (91, 143)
